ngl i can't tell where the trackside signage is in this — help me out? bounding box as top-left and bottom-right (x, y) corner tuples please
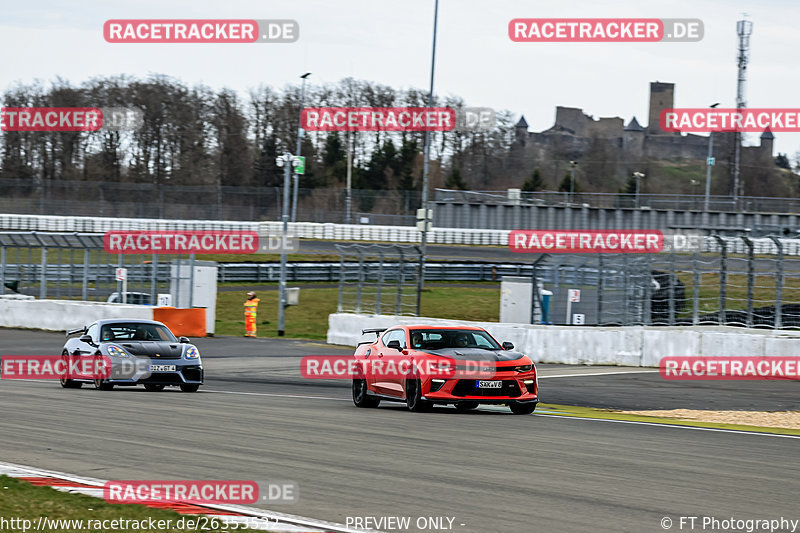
(103, 230), (299, 254)
(0, 355), (112, 380)
(660, 357), (800, 380)
(103, 480), (298, 504)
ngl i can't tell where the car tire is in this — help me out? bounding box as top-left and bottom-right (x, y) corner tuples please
(59, 352), (81, 389)
(94, 378), (113, 391)
(144, 384), (165, 392)
(455, 401), (479, 411)
(509, 402), (537, 415)
(180, 384), (200, 392)
(405, 377), (431, 412)
(352, 379), (380, 408)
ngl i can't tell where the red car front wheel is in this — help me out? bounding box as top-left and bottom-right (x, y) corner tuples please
(405, 377), (431, 412)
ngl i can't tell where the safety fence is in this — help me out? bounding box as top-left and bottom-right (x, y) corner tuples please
(334, 244), (422, 316)
(0, 232), (195, 305)
(4, 214), (800, 256)
(3, 230), (800, 329)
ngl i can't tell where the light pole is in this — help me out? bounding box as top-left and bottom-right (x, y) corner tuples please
(276, 152), (294, 336)
(633, 171), (645, 208)
(569, 161), (577, 203)
(291, 72), (311, 223)
(704, 102), (720, 211)
(417, 0), (439, 305)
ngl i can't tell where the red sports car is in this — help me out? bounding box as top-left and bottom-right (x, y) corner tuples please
(352, 325), (538, 414)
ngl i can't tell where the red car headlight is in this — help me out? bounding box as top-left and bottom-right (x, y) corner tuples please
(514, 364), (533, 373)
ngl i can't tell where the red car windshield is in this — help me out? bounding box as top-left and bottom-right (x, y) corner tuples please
(408, 329), (501, 351)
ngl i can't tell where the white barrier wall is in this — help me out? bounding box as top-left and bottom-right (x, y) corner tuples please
(0, 299), (152, 332)
(327, 313), (800, 366)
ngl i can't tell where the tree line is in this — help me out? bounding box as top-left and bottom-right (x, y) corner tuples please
(0, 75), (516, 199)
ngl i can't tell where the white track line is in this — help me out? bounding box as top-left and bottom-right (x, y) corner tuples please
(538, 370), (659, 379)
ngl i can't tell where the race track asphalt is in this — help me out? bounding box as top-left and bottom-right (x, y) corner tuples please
(1, 329), (798, 533)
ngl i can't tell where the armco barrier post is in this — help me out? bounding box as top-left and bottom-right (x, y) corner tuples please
(668, 247), (676, 326)
(189, 254), (195, 308)
(1, 245), (6, 295)
(376, 250), (384, 315)
(82, 248), (89, 301)
(355, 250), (363, 314)
(714, 235), (727, 325)
(692, 249), (700, 325)
(396, 247), (405, 315)
(768, 236), (784, 328)
(337, 251), (344, 312)
(742, 236), (754, 328)
(150, 254), (158, 305)
(597, 254), (604, 324)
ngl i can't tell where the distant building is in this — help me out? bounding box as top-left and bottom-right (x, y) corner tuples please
(512, 81), (774, 188)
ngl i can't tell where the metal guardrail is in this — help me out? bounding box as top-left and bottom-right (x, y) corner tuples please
(435, 188), (800, 213)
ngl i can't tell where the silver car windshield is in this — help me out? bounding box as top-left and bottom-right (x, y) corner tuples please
(100, 323), (177, 342)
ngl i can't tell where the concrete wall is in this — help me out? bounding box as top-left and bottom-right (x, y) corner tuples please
(327, 312), (800, 367)
(0, 299), (152, 332)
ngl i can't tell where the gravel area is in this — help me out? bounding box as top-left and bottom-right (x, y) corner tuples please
(619, 409), (800, 430)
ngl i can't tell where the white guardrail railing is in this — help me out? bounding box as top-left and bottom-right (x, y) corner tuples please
(1, 213), (800, 255)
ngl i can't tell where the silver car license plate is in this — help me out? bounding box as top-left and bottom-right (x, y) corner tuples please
(149, 364), (177, 372)
(477, 380), (502, 389)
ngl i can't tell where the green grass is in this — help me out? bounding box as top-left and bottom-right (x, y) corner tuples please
(677, 272), (800, 316)
(216, 284), (501, 340)
(0, 476), (231, 532)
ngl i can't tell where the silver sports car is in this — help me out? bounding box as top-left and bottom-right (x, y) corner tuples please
(61, 319), (204, 392)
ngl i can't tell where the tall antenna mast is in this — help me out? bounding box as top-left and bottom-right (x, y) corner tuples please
(732, 16), (752, 204)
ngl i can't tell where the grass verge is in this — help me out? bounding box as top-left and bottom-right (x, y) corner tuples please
(0, 476), (231, 532)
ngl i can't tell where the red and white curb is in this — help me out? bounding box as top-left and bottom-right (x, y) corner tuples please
(0, 461), (380, 533)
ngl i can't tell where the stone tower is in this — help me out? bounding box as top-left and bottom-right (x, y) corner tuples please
(647, 81), (675, 135)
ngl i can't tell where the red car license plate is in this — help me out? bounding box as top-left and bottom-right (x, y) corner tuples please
(477, 380), (502, 388)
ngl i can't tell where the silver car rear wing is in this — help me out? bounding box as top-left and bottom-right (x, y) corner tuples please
(65, 327), (85, 337)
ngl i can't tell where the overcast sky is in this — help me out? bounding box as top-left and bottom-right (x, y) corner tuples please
(3, 0), (799, 157)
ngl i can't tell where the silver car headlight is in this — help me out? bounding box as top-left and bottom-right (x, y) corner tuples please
(185, 346), (200, 360)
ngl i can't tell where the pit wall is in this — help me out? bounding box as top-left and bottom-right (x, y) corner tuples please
(327, 313), (800, 367)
